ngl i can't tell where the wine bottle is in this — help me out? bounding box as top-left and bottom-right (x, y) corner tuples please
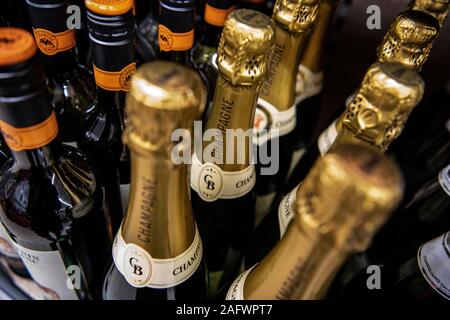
(190, 9), (274, 293)
(103, 61), (208, 300)
(246, 62), (424, 268)
(286, 10), (439, 192)
(288, 0), (340, 175)
(253, 0), (320, 225)
(225, 143), (403, 300)
(193, 0), (237, 120)
(158, 0), (195, 66)
(239, 0), (273, 16)
(0, 223), (29, 278)
(26, 0), (96, 147)
(136, 0), (159, 62)
(0, 27), (111, 300)
(329, 231), (450, 301)
(79, 0), (136, 229)
(68, 0), (91, 68)
(1, 0), (32, 31)
(408, 0), (449, 27)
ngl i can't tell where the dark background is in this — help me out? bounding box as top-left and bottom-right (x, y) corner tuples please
(316, 0), (449, 139)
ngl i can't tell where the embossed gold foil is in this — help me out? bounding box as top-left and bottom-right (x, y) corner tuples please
(259, 0), (320, 111)
(205, 9), (274, 172)
(409, 0), (449, 27)
(377, 10), (440, 71)
(334, 62), (424, 152)
(121, 61), (206, 258)
(243, 143), (403, 299)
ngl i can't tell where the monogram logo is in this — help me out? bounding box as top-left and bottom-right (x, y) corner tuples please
(198, 164), (224, 202)
(123, 244), (152, 288)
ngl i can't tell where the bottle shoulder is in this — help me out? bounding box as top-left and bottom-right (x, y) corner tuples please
(0, 147), (101, 246)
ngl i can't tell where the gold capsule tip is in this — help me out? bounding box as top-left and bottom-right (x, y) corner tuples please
(217, 9), (275, 85)
(273, 0), (320, 33)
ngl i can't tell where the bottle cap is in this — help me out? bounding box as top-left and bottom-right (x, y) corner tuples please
(124, 61), (206, 157)
(377, 10), (440, 71)
(85, 0), (134, 16)
(272, 0), (320, 33)
(341, 62), (424, 151)
(0, 28), (37, 67)
(409, 0), (449, 26)
(217, 9), (275, 85)
(294, 142), (403, 253)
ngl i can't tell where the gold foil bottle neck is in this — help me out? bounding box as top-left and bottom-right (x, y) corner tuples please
(342, 62), (424, 151)
(294, 143), (403, 253)
(272, 0), (320, 33)
(409, 0), (449, 26)
(124, 61), (206, 157)
(377, 10), (440, 71)
(217, 9), (275, 85)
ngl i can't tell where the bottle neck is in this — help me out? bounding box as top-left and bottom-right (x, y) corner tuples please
(300, 0), (339, 74)
(42, 48), (78, 77)
(121, 150), (196, 259)
(199, 22), (223, 48)
(10, 138), (63, 170)
(96, 87), (126, 113)
(243, 219), (346, 299)
(259, 22), (308, 111)
(160, 50), (192, 66)
(203, 74), (260, 171)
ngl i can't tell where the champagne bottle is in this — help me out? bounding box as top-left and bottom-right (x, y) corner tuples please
(246, 62), (424, 268)
(0, 27), (111, 300)
(79, 0), (136, 229)
(288, 0), (340, 174)
(193, 0), (237, 120)
(26, 0), (96, 147)
(136, 0), (159, 62)
(102, 61), (208, 300)
(408, 0), (449, 27)
(253, 0), (320, 225)
(225, 143), (403, 300)
(287, 10), (439, 193)
(190, 9), (274, 293)
(329, 231), (450, 301)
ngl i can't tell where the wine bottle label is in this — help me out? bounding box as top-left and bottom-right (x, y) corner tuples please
(0, 258), (60, 300)
(205, 4), (235, 27)
(0, 112), (59, 152)
(0, 224), (20, 259)
(10, 241), (79, 300)
(113, 225), (203, 289)
(254, 98), (297, 146)
(120, 183), (131, 215)
(93, 63), (136, 92)
(317, 119), (338, 156)
(417, 232), (450, 300)
(190, 153), (256, 202)
(295, 65), (324, 105)
(438, 165), (450, 197)
(278, 185), (300, 237)
(158, 25), (194, 52)
(226, 264), (257, 300)
(32, 28), (76, 56)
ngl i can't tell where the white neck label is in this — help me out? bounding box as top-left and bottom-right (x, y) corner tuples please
(317, 119), (338, 156)
(190, 152), (255, 202)
(226, 264), (258, 300)
(295, 65), (323, 105)
(278, 185), (300, 238)
(254, 98), (296, 146)
(417, 232), (450, 300)
(438, 165), (450, 197)
(113, 225), (203, 289)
